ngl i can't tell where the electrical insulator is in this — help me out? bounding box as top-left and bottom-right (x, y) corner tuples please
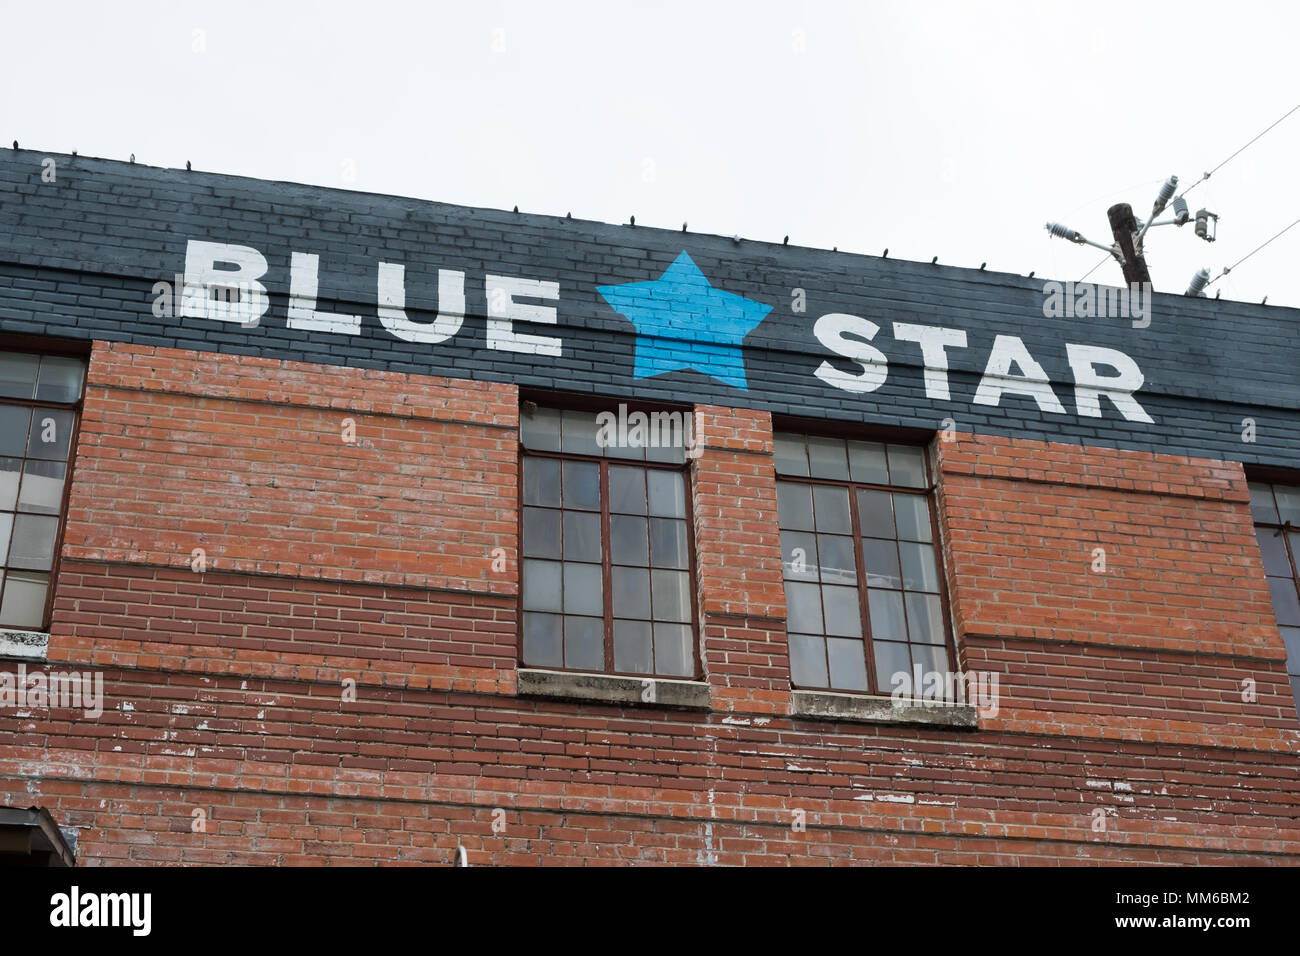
(1185, 268), (1211, 297)
(1045, 222), (1083, 242)
(1195, 209), (1218, 242)
(1153, 176), (1178, 215)
(1171, 196), (1189, 225)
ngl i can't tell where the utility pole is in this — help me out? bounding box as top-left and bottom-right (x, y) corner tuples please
(1107, 203), (1151, 286)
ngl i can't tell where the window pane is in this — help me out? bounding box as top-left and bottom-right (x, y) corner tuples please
(17, 459), (65, 515)
(520, 407), (562, 451)
(0, 405), (31, 457)
(773, 433), (808, 476)
(612, 566), (650, 619)
(856, 489), (895, 538)
(1277, 486), (1300, 526)
(862, 538), (902, 588)
(1268, 576), (1300, 627)
(614, 620), (653, 674)
(894, 493), (933, 543)
(1279, 626), (1300, 665)
(653, 623), (693, 677)
(807, 436), (849, 480)
(522, 559), (562, 612)
(1249, 482), (1279, 524)
(911, 643), (949, 687)
(35, 356), (85, 403)
(887, 445), (927, 488)
(522, 456), (560, 507)
(900, 542), (940, 592)
(651, 569), (691, 622)
(649, 518), (689, 569)
(522, 507), (561, 559)
(647, 470), (686, 518)
(8, 514), (57, 570)
(562, 460), (600, 511)
(610, 515), (649, 566)
(816, 534), (856, 585)
(781, 530), (818, 581)
(822, 584), (862, 638)
(608, 465), (647, 514)
(827, 637), (868, 692)
(0, 513), (12, 563)
(27, 409), (74, 461)
(0, 354), (38, 400)
(644, 440), (686, 465)
(873, 640), (911, 694)
(776, 482), (814, 531)
(905, 591), (946, 644)
(785, 581), (823, 633)
(564, 616), (604, 670)
(812, 485), (850, 531)
(868, 588), (906, 640)
(848, 441), (889, 484)
(561, 409), (602, 456)
(522, 612), (563, 667)
(562, 563), (603, 615)
(0, 570), (47, 629)
(789, 633), (828, 688)
(562, 511), (602, 562)
(1259, 532), (1291, 577)
(0, 457), (19, 511)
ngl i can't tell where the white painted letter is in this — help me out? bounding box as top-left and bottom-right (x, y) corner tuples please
(813, 313), (888, 393)
(377, 262), (465, 343)
(181, 240), (269, 325)
(485, 276), (561, 356)
(973, 334), (1066, 414)
(891, 323), (967, 400)
(288, 252), (362, 335)
(1066, 343), (1154, 424)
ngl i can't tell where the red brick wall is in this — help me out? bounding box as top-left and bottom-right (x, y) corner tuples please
(3, 342), (1298, 865)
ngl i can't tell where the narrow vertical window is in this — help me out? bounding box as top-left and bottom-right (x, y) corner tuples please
(1248, 481), (1300, 710)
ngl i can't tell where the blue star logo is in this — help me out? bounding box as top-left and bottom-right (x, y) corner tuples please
(597, 251), (772, 391)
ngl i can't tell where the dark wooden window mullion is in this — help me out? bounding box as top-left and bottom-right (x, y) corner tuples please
(847, 483), (877, 694)
(600, 460), (614, 673)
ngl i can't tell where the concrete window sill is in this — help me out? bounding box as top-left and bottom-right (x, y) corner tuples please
(792, 689), (979, 728)
(517, 668), (711, 710)
(0, 629), (49, 661)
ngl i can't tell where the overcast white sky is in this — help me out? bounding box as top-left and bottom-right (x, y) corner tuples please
(3, 0), (1298, 307)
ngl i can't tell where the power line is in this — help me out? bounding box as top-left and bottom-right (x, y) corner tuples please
(1205, 216), (1300, 288)
(1179, 102), (1300, 200)
(1079, 252), (1112, 282)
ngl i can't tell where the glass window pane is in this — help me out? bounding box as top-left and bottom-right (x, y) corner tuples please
(562, 460), (600, 511)
(650, 569), (691, 623)
(561, 409), (603, 456)
(1259, 532), (1291, 577)
(856, 489), (895, 538)
(562, 510), (602, 562)
(522, 456), (560, 507)
(610, 515), (649, 566)
(653, 623), (693, 677)
(785, 581), (823, 633)
(900, 542), (940, 592)
(17, 459), (65, 515)
(8, 514), (57, 570)
(776, 482), (814, 531)
(781, 530), (818, 581)
(1249, 482), (1279, 524)
(1268, 576), (1300, 627)
(816, 534), (856, 585)
(873, 640), (912, 695)
(608, 465), (647, 514)
(862, 538), (902, 589)
(868, 588), (907, 640)
(848, 441), (889, 484)
(822, 584), (862, 638)
(0, 513), (12, 564)
(649, 518), (689, 569)
(563, 563), (603, 616)
(807, 436), (849, 480)
(644, 440), (686, 465)
(887, 445), (928, 488)
(911, 643), (950, 690)
(647, 470), (686, 518)
(614, 620), (653, 674)
(564, 616), (605, 670)
(520, 407), (562, 451)
(905, 591), (946, 644)
(0, 354), (39, 400)
(0, 405), (31, 458)
(522, 559), (562, 612)
(773, 433), (809, 476)
(612, 566), (650, 620)
(1278, 626), (1300, 665)
(35, 356), (85, 403)
(789, 633), (828, 688)
(522, 612), (563, 667)
(0, 570), (47, 629)
(894, 493), (933, 543)
(522, 507), (561, 559)
(812, 485), (850, 532)
(27, 409), (74, 461)
(1277, 486), (1300, 526)
(0, 457), (20, 511)
(827, 637), (868, 692)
